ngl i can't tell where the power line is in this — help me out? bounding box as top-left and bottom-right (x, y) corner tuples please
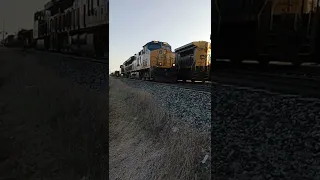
(1, 20), (7, 41)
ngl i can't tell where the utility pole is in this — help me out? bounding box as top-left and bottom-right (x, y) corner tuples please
(2, 20), (4, 41)
(1, 20), (6, 43)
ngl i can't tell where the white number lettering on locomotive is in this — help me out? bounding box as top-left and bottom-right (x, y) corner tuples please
(143, 59), (148, 67)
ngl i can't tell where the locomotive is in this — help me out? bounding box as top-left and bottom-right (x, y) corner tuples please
(33, 0), (109, 58)
(212, 0), (320, 66)
(121, 41), (177, 82)
(114, 71), (120, 77)
(175, 41), (211, 82)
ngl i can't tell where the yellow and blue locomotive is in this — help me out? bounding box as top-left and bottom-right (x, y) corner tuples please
(122, 40), (177, 82)
(175, 41), (211, 82)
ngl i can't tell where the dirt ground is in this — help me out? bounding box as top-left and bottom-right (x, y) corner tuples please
(0, 49), (108, 179)
(109, 78), (210, 180)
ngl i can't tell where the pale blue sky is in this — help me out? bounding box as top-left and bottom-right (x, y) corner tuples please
(0, 0), (47, 36)
(109, 0), (211, 72)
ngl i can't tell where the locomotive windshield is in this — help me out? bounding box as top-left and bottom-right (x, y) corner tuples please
(162, 43), (172, 51)
(147, 43), (162, 51)
(146, 41), (172, 51)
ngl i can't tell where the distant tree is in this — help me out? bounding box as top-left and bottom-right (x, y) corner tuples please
(7, 35), (14, 43)
(17, 29), (28, 37)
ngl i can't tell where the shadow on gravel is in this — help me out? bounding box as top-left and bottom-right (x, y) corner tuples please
(0, 51), (108, 179)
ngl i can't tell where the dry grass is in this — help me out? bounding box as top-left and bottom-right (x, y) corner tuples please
(0, 52), (108, 179)
(109, 78), (211, 180)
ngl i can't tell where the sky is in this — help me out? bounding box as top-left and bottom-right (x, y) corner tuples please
(0, 0), (210, 72)
(109, 0), (211, 72)
(0, 0), (49, 36)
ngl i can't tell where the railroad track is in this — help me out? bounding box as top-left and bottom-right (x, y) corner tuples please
(19, 48), (109, 64)
(121, 78), (211, 93)
(212, 70), (320, 98)
(213, 61), (320, 78)
(16, 48), (320, 97)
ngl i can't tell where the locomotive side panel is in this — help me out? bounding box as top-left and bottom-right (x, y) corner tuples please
(142, 50), (151, 69)
(176, 41), (210, 82)
(135, 53), (146, 71)
(212, 0), (320, 65)
(272, 0), (317, 15)
(33, 0), (109, 57)
(33, 21), (39, 39)
(193, 41), (211, 67)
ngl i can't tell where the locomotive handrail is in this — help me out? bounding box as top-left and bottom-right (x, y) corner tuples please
(257, 0), (269, 29)
(270, 0), (280, 31)
(294, 7), (299, 31)
(306, 0), (317, 36)
(214, 0), (221, 38)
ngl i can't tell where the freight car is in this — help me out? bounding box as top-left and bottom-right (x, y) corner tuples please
(33, 0), (109, 58)
(120, 65), (124, 77)
(122, 56), (135, 78)
(122, 41), (177, 82)
(18, 29), (34, 48)
(212, 0), (320, 66)
(175, 41), (211, 82)
(114, 71), (120, 77)
(3, 35), (20, 47)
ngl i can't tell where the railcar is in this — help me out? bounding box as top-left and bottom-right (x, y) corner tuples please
(114, 71), (120, 77)
(33, 0), (109, 58)
(33, 10), (50, 50)
(212, 0), (320, 66)
(3, 35), (20, 47)
(120, 65), (124, 76)
(122, 56), (135, 78)
(175, 41), (211, 82)
(122, 41), (177, 82)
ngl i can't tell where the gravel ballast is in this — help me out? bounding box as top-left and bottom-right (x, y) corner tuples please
(212, 85), (320, 180)
(121, 79), (211, 132)
(25, 50), (320, 179)
(33, 52), (109, 91)
(122, 77), (320, 179)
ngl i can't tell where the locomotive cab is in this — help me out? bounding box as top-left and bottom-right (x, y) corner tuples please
(145, 41), (177, 82)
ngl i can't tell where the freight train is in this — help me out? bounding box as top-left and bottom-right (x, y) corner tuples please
(33, 0), (109, 58)
(120, 40), (211, 83)
(121, 41), (177, 82)
(114, 70), (120, 77)
(175, 41), (211, 82)
(2, 35), (20, 47)
(212, 0), (320, 66)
